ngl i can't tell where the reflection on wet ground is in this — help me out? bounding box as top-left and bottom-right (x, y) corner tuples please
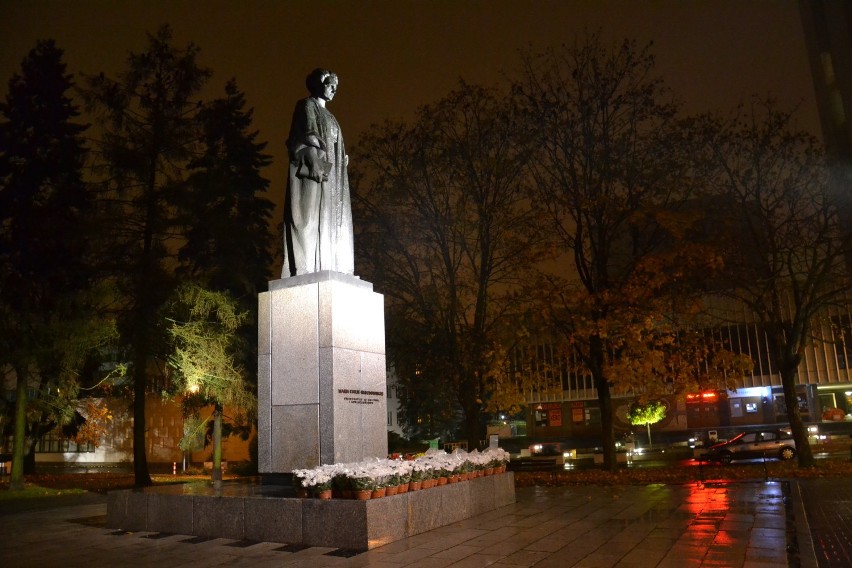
(2, 479), (810, 566)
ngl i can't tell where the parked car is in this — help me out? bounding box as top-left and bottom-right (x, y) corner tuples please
(701, 429), (796, 464)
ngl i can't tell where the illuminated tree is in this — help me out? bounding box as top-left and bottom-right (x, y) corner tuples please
(178, 78), (274, 402)
(165, 283), (256, 483)
(70, 399), (114, 448)
(627, 400), (666, 449)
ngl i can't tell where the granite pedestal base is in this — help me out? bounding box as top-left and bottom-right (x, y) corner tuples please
(258, 271), (387, 473)
(107, 473), (515, 550)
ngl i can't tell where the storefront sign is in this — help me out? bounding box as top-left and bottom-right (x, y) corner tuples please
(548, 408), (562, 427)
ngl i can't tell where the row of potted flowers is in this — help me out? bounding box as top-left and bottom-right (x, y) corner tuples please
(292, 448), (510, 500)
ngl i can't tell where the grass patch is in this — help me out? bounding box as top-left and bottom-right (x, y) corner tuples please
(0, 472), (246, 497)
(0, 484), (87, 500)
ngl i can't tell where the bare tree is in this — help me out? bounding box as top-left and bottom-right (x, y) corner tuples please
(512, 33), (697, 471)
(353, 82), (544, 449)
(697, 99), (852, 467)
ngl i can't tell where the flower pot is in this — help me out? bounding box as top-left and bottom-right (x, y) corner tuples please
(385, 485), (399, 496)
(397, 483), (409, 494)
(448, 475), (458, 483)
(437, 477), (448, 486)
(354, 489), (372, 500)
(316, 489), (332, 500)
(371, 488), (386, 499)
(409, 481), (422, 491)
(485, 467), (494, 476)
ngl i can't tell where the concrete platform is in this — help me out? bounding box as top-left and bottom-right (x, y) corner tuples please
(106, 472), (515, 550)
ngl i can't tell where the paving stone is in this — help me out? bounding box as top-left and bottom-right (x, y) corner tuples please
(797, 478), (852, 568)
(5, 479), (836, 567)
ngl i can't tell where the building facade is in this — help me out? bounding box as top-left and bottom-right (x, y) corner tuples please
(519, 292), (852, 445)
(1, 391), (252, 470)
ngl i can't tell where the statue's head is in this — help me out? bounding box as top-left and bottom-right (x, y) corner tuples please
(306, 68), (338, 101)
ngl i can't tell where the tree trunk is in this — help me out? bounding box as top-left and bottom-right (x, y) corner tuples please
(132, 332), (152, 487)
(646, 422), (652, 450)
(212, 404), (223, 484)
(589, 336), (617, 471)
(460, 389), (483, 452)
(780, 366), (815, 467)
(595, 376), (617, 471)
(131, 151), (160, 488)
(24, 438), (37, 474)
(458, 372), (484, 451)
(463, 411), (482, 452)
(9, 367), (28, 491)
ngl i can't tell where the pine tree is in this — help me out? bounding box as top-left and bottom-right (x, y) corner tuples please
(180, 78), (273, 301)
(0, 39), (89, 304)
(83, 25), (211, 486)
(0, 40), (109, 490)
(178, 78), (273, 397)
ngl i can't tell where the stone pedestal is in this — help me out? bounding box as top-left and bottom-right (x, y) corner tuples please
(107, 473), (516, 550)
(258, 271), (387, 473)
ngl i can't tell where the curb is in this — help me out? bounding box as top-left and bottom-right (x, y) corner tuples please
(790, 479), (819, 568)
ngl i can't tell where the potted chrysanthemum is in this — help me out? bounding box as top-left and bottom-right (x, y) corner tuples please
(395, 459), (412, 493)
(293, 467), (333, 499)
(347, 464), (376, 499)
(409, 460), (430, 491)
(292, 468), (311, 498)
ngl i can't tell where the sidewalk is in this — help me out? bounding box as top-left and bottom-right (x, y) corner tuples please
(795, 478), (852, 568)
(0, 480), (821, 567)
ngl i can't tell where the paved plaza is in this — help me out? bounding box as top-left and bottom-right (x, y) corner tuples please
(796, 478), (852, 568)
(1, 479), (845, 567)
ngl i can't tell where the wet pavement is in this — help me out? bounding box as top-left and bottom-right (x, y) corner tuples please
(796, 478), (852, 568)
(0, 479), (840, 567)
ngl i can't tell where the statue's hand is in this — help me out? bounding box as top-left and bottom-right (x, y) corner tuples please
(344, 154), (349, 168)
(306, 135), (325, 151)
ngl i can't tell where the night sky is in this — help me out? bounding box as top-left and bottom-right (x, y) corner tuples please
(1, 0), (820, 216)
